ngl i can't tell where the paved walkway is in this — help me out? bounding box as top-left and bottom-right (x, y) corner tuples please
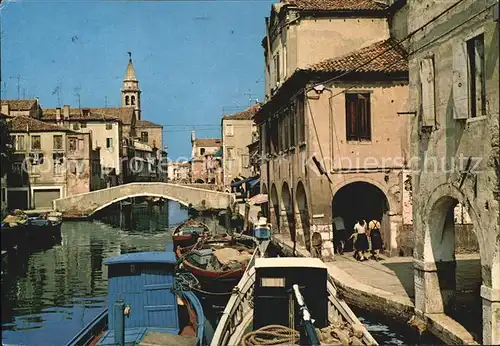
(271, 233), (481, 345)
(332, 252), (481, 299)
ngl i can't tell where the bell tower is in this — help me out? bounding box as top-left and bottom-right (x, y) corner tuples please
(121, 52), (141, 120)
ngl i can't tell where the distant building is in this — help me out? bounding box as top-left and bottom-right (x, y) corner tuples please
(190, 131), (221, 184)
(4, 114), (100, 210)
(42, 106), (125, 186)
(1, 99), (42, 119)
(221, 104), (260, 187)
(168, 161), (191, 183)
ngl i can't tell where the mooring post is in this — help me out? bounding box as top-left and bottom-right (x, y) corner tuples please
(114, 300), (125, 346)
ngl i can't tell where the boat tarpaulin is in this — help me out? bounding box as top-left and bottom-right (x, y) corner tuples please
(247, 194), (268, 205)
(230, 176), (253, 187)
(248, 177), (260, 188)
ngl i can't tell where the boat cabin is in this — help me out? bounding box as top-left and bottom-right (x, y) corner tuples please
(253, 258), (329, 330)
(97, 251), (182, 345)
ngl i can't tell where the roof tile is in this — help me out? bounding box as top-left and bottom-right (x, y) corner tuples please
(282, 0), (388, 11)
(7, 115), (75, 133)
(136, 119), (162, 128)
(304, 39), (408, 74)
(222, 104), (261, 120)
(194, 138), (221, 147)
(1, 100), (37, 111)
(43, 107), (130, 122)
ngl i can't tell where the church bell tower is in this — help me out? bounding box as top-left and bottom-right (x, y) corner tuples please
(122, 52), (141, 120)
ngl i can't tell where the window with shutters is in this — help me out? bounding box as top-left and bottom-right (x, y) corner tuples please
(284, 112), (289, 150)
(31, 135), (41, 150)
(225, 124), (234, 136)
(345, 93), (371, 141)
(296, 94), (305, 144)
(274, 53), (280, 85)
(53, 135), (63, 151)
(290, 106), (295, 147)
(467, 34), (486, 118)
(419, 56), (436, 127)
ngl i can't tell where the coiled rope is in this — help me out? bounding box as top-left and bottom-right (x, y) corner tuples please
(241, 325), (300, 346)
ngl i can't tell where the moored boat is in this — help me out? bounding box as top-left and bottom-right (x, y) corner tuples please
(211, 256), (378, 346)
(65, 251), (205, 346)
(176, 236), (255, 296)
(1, 210), (62, 251)
(172, 219), (211, 249)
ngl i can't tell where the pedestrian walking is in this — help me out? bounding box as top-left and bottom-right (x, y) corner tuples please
(332, 216), (347, 255)
(351, 219), (369, 261)
(369, 220), (383, 260)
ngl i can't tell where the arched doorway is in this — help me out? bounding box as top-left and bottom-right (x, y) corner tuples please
(194, 178), (204, 184)
(296, 181), (311, 252)
(281, 182), (294, 241)
(331, 181), (389, 251)
(269, 183), (280, 231)
(425, 195), (481, 340)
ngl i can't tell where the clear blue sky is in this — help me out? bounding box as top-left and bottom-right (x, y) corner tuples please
(1, 0), (273, 158)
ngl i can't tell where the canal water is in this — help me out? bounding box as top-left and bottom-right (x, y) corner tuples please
(2, 201), (435, 345)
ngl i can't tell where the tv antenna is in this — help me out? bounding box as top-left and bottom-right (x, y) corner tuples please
(51, 81), (62, 107)
(74, 85), (82, 110)
(9, 75), (27, 99)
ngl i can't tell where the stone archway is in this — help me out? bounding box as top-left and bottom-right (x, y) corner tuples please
(269, 183), (280, 232)
(331, 181), (390, 252)
(281, 182), (294, 240)
(416, 189), (484, 341)
(295, 181), (311, 252)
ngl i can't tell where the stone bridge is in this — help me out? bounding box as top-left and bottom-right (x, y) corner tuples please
(53, 182), (234, 217)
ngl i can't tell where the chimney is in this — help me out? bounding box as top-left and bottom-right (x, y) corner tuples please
(56, 107), (61, 122)
(191, 130), (196, 143)
(63, 105), (70, 119)
(1, 103), (9, 115)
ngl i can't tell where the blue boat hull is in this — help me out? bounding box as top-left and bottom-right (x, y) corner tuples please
(65, 290), (205, 346)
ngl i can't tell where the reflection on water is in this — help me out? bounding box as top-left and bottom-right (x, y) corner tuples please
(1, 201), (185, 346)
(2, 200), (433, 346)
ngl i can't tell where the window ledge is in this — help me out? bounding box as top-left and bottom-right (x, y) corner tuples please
(466, 115), (487, 124)
(346, 140), (372, 144)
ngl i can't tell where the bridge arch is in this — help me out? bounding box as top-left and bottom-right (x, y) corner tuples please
(92, 193), (189, 215)
(54, 183), (233, 217)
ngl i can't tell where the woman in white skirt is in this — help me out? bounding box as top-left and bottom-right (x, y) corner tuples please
(352, 219), (369, 261)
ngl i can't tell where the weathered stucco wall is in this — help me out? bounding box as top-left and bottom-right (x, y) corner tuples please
(408, 0), (499, 343)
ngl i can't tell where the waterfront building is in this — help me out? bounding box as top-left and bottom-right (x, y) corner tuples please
(42, 106), (125, 187)
(189, 131), (222, 184)
(221, 104), (260, 187)
(256, 0), (411, 258)
(404, 0), (499, 343)
(3, 114), (101, 210)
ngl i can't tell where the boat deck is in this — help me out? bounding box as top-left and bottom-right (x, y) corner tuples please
(139, 331), (197, 346)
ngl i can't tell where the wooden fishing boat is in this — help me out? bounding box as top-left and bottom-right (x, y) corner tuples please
(172, 219), (211, 249)
(211, 255), (378, 346)
(65, 251), (205, 346)
(176, 235), (256, 295)
(1, 210), (62, 251)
